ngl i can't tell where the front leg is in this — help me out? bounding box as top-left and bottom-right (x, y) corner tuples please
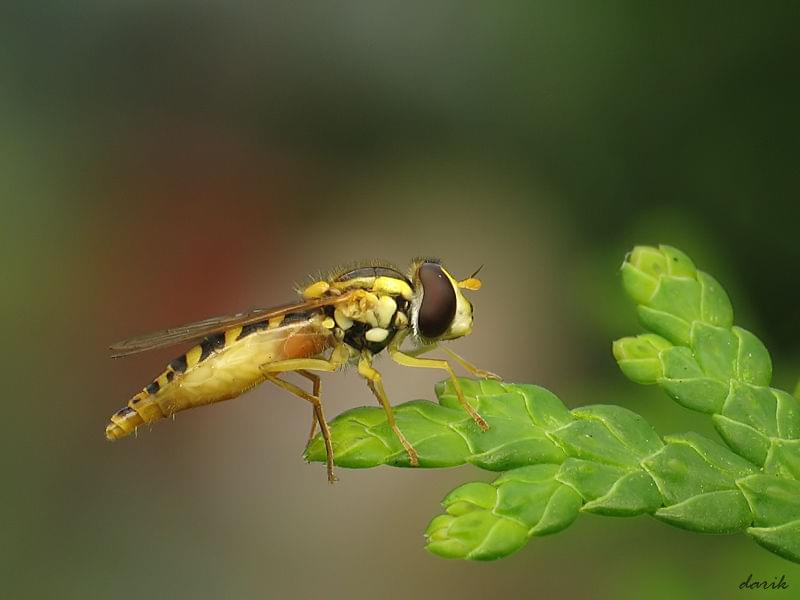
(396, 331), (501, 380)
(387, 339), (489, 432)
(439, 347), (502, 380)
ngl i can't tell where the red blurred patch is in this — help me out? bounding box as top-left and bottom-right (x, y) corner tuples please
(86, 120), (310, 333)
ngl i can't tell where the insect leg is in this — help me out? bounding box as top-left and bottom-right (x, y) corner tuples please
(260, 351), (348, 483)
(259, 350), (348, 376)
(388, 343), (490, 432)
(393, 336), (498, 379)
(357, 353), (420, 467)
(263, 372), (337, 483)
(402, 342), (439, 358)
(296, 369), (321, 442)
(439, 347), (502, 380)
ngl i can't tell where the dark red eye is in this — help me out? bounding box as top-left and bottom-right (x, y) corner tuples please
(417, 263), (456, 338)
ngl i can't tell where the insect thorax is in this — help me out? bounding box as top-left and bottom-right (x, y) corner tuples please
(318, 268), (411, 355)
(323, 293), (410, 354)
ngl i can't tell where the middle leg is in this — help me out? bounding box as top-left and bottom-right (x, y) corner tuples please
(357, 353), (419, 466)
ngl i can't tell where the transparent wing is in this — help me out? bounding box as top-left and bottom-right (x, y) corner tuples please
(109, 291), (357, 358)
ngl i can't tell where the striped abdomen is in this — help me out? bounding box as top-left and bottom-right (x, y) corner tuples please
(106, 314), (333, 440)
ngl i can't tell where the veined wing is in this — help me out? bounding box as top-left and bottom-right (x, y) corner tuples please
(109, 291), (358, 358)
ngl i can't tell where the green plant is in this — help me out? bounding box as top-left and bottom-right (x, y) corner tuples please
(305, 245), (800, 562)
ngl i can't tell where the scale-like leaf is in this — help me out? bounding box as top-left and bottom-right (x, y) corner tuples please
(303, 245), (800, 563)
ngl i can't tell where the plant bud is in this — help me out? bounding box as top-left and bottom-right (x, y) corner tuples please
(659, 245), (697, 278)
(621, 246), (664, 304)
(613, 334), (672, 384)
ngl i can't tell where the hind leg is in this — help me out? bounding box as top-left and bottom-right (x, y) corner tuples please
(296, 369), (321, 442)
(259, 348), (350, 481)
(264, 372), (337, 483)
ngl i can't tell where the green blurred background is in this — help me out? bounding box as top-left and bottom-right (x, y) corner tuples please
(3, 3), (799, 598)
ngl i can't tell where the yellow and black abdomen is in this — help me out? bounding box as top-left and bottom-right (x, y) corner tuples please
(106, 314), (332, 440)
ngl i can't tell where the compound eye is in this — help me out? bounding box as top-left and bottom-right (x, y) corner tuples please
(417, 263), (456, 338)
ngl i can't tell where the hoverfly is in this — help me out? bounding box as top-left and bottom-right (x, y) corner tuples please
(107, 259), (498, 481)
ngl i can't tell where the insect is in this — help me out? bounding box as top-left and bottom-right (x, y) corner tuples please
(106, 259), (499, 481)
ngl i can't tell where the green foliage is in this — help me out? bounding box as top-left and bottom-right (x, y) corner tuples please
(306, 245), (800, 562)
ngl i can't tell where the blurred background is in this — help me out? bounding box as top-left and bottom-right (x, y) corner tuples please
(3, 2), (799, 598)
